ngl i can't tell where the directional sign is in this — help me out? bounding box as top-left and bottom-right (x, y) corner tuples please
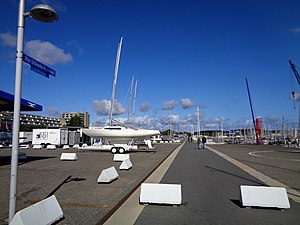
(30, 65), (50, 78)
(23, 53), (56, 78)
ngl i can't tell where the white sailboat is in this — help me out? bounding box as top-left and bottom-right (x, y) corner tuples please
(82, 37), (160, 144)
(82, 125), (160, 142)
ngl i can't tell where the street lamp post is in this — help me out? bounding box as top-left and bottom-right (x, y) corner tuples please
(9, 0), (58, 222)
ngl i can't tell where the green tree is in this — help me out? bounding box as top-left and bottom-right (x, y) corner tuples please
(67, 115), (84, 127)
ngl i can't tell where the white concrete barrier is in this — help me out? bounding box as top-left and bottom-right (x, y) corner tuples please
(113, 154), (130, 162)
(97, 166), (119, 183)
(240, 185), (290, 209)
(119, 158), (132, 170)
(47, 145), (56, 150)
(10, 195), (63, 225)
(60, 153), (77, 161)
(140, 183), (182, 205)
(33, 144), (42, 149)
(62, 145), (70, 149)
(20, 144), (30, 149)
(73, 144), (80, 149)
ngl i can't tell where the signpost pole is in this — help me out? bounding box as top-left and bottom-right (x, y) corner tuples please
(8, 1), (58, 222)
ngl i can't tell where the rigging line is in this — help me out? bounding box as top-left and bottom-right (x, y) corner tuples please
(122, 38), (138, 78)
(121, 79), (131, 105)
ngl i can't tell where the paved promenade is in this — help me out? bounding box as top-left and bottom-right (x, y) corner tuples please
(108, 142), (300, 225)
(1, 142), (300, 225)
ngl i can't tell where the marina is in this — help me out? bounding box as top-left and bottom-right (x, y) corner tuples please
(1, 142), (300, 224)
(1, 2), (300, 224)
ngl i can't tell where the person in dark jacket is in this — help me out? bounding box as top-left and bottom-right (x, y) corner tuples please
(197, 137), (201, 149)
(202, 136), (207, 149)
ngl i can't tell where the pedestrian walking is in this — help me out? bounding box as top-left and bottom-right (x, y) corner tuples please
(202, 136), (207, 149)
(197, 137), (201, 149)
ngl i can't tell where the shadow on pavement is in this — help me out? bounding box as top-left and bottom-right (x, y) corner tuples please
(46, 175), (86, 198)
(0, 155), (57, 166)
(205, 165), (265, 186)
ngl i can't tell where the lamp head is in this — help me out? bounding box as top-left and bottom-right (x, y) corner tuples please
(30, 4), (59, 23)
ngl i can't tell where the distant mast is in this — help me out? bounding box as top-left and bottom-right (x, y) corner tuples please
(132, 80), (138, 125)
(245, 78), (261, 144)
(109, 37), (123, 125)
(128, 75), (135, 122)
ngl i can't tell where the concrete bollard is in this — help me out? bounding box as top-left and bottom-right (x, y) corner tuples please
(9, 195), (63, 225)
(97, 166), (119, 183)
(119, 158), (132, 170)
(33, 144), (42, 149)
(140, 183), (182, 205)
(240, 185), (290, 209)
(60, 153), (77, 161)
(113, 154), (130, 162)
(47, 145), (56, 150)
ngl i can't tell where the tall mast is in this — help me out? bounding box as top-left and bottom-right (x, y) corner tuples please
(245, 78), (259, 144)
(128, 75), (135, 122)
(132, 80), (138, 125)
(289, 60), (300, 85)
(109, 37), (123, 125)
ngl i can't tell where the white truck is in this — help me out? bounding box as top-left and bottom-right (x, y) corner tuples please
(32, 128), (68, 148)
(19, 132), (32, 144)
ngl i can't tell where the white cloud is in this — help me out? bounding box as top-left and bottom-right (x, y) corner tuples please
(180, 98), (194, 109)
(263, 115), (279, 125)
(67, 40), (84, 55)
(161, 99), (177, 110)
(47, 107), (59, 117)
(203, 117), (230, 130)
(0, 32), (16, 47)
(140, 102), (151, 112)
(25, 40), (72, 65)
(290, 27), (300, 33)
(93, 99), (126, 116)
(92, 118), (104, 126)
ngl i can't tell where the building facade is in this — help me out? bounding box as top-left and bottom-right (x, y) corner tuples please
(0, 111), (60, 130)
(60, 112), (90, 128)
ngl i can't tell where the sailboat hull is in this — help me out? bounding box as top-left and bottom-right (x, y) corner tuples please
(82, 126), (160, 141)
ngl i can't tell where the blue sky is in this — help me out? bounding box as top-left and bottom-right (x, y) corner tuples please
(1, 0), (300, 132)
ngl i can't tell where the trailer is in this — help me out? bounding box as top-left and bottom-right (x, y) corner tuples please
(79, 142), (137, 154)
(68, 131), (80, 146)
(32, 128), (68, 148)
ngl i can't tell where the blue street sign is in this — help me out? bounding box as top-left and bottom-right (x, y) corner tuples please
(30, 65), (50, 78)
(23, 53), (56, 77)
